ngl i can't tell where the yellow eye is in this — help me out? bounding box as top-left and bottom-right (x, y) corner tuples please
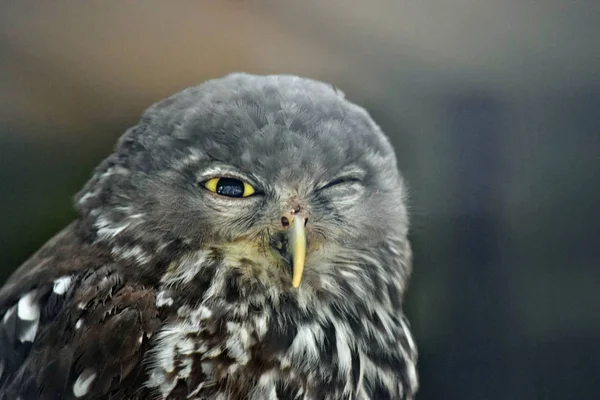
(204, 177), (255, 198)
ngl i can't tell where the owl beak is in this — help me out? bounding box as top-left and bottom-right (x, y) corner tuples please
(289, 215), (307, 288)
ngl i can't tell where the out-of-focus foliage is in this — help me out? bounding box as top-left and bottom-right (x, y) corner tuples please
(1, 1), (598, 399)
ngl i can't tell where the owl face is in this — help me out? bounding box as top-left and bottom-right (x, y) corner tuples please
(77, 74), (410, 295)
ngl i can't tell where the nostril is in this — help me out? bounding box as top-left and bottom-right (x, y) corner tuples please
(304, 217), (308, 226)
(281, 216), (290, 227)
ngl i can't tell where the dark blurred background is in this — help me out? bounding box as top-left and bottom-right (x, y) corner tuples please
(1, 1), (599, 399)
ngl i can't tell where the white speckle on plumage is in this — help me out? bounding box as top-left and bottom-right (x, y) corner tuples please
(400, 317), (417, 354)
(176, 305), (191, 318)
(251, 370), (278, 400)
(147, 320), (205, 396)
(334, 322), (352, 377)
(258, 370), (275, 386)
(375, 308), (394, 338)
(75, 319), (83, 329)
(225, 322), (252, 365)
(176, 304), (214, 326)
(77, 190), (96, 205)
(196, 343), (208, 354)
(240, 325), (252, 348)
(338, 269), (357, 280)
(356, 350), (366, 396)
(287, 324), (322, 363)
(200, 361), (213, 375)
(254, 313), (268, 339)
(188, 382), (206, 398)
(225, 321), (238, 333)
(112, 245), (150, 265)
(179, 357), (193, 380)
(396, 320), (419, 390)
(406, 359), (418, 394)
(145, 371), (164, 391)
(17, 290), (39, 321)
(95, 216), (130, 240)
(177, 337), (195, 355)
(73, 368), (97, 398)
(227, 363), (240, 374)
(197, 305), (213, 320)
(156, 290), (174, 307)
(53, 276), (72, 295)
(155, 336), (177, 373)
(99, 165), (128, 180)
(204, 346), (223, 358)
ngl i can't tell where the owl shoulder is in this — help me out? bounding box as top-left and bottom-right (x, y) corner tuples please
(0, 223), (161, 399)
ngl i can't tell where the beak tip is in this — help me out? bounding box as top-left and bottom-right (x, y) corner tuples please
(291, 276), (302, 288)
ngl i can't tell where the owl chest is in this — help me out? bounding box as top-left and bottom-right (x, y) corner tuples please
(144, 304), (332, 399)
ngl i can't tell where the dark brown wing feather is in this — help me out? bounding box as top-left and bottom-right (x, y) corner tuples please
(0, 223), (161, 400)
(0, 222), (109, 307)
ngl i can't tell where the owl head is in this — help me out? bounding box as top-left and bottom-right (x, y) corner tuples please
(74, 73), (411, 304)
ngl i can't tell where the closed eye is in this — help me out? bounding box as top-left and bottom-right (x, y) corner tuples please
(319, 176), (362, 191)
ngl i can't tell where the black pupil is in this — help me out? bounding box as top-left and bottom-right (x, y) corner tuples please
(216, 178), (245, 197)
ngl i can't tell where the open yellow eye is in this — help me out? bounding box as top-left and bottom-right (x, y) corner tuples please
(204, 177), (255, 198)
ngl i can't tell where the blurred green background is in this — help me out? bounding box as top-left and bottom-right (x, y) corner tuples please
(1, 1), (599, 399)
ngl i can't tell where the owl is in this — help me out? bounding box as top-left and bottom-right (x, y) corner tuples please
(0, 74), (418, 399)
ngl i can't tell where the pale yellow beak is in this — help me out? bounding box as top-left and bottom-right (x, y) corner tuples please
(289, 215), (307, 288)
